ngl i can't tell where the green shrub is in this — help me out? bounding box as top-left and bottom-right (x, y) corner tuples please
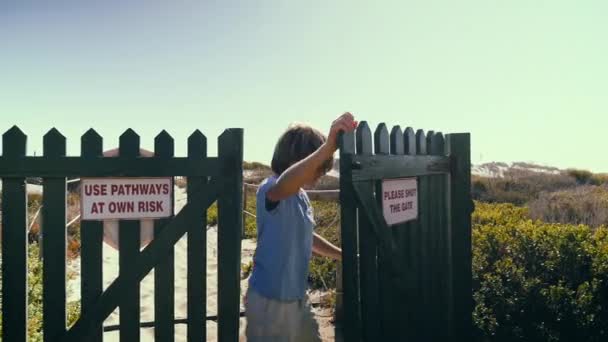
(564, 169), (608, 186)
(207, 201), (218, 226)
(473, 201), (529, 226)
(473, 203), (608, 341)
(243, 191), (258, 239)
(308, 200), (341, 290)
(206, 191), (257, 239)
(0, 244), (80, 341)
(567, 169), (595, 185)
(591, 173), (608, 185)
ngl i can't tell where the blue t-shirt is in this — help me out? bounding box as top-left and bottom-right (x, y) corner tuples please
(248, 176), (315, 301)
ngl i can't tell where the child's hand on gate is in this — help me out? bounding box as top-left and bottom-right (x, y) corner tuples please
(326, 112), (358, 152)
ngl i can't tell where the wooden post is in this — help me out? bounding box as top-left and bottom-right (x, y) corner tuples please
(403, 126), (423, 341)
(429, 132), (448, 339)
(358, 122), (381, 341)
(80, 129), (104, 342)
(217, 128), (244, 342)
(187, 130), (208, 342)
(414, 129), (434, 338)
(1, 126), (28, 342)
(374, 124), (394, 341)
(118, 129), (141, 342)
(42, 128), (68, 342)
(338, 130), (361, 342)
(446, 133), (472, 341)
(154, 130), (176, 342)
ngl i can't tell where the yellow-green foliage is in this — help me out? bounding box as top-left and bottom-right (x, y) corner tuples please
(0, 244), (80, 341)
(473, 202), (608, 341)
(208, 201), (218, 226)
(243, 192), (258, 239)
(592, 173), (608, 185)
(472, 201), (529, 226)
(308, 200), (341, 290)
(566, 169), (608, 186)
(207, 190), (257, 239)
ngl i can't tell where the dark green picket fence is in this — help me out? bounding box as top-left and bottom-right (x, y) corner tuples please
(0, 126), (243, 342)
(338, 121), (473, 341)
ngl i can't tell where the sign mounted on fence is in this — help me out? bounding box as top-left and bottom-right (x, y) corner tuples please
(381, 177), (418, 225)
(81, 178), (173, 220)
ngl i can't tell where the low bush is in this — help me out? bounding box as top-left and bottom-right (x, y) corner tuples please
(207, 190), (257, 239)
(307, 200), (341, 290)
(473, 202), (608, 341)
(0, 244), (80, 341)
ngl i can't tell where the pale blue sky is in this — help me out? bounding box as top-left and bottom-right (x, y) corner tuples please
(1, 1), (606, 172)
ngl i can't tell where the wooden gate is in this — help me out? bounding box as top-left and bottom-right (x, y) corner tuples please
(338, 121), (473, 341)
(0, 126), (243, 342)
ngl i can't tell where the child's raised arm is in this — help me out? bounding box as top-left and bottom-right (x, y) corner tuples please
(266, 112), (357, 202)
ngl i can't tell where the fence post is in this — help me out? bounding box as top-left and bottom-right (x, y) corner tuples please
(403, 126), (423, 341)
(217, 128), (244, 342)
(42, 128), (68, 342)
(1, 126), (28, 342)
(446, 133), (472, 341)
(80, 129), (104, 342)
(154, 130), (176, 342)
(338, 130), (361, 342)
(187, 130), (208, 342)
(118, 129), (142, 342)
(358, 122), (381, 341)
(373, 124), (393, 340)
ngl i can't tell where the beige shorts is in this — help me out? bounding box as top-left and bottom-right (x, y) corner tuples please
(245, 287), (322, 342)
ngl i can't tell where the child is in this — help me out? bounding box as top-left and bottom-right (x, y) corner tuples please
(246, 113), (357, 341)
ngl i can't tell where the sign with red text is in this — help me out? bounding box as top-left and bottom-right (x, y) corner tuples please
(382, 178), (418, 225)
(81, 178), (173, 220)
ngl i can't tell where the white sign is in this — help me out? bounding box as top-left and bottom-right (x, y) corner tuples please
(381, 178), (418, 226)
(81, 178), (173, 220)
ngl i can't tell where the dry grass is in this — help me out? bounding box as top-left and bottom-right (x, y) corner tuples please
(472, 173), (578, 205)
(529, 185), (608, 228)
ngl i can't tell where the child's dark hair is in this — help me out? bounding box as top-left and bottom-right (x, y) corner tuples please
(271, 123), (333, 176)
